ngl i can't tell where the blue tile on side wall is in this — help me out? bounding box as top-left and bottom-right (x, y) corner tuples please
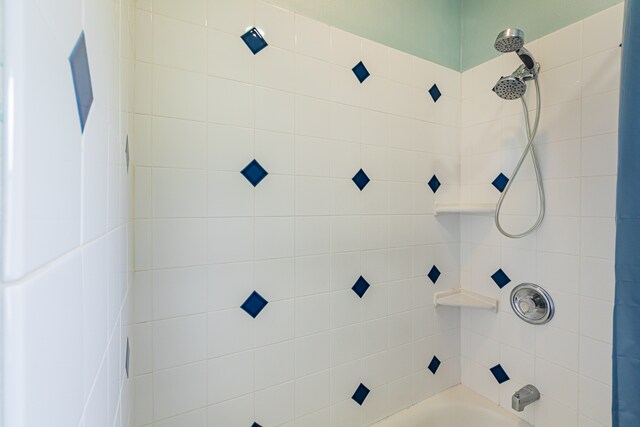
(428, 356), (441, 374)
(427, 265), (441, 284)
(125, 337), (130, 378)
(491, 269), (511, 289)
(69, 31), (94, 133)
(352, 276), (370, 298)
(492, 173), (509, 192)
(352, 169), (370, 191)
(352, 61), (370, 83)
(241, 159), (268, 187)
(490, 364), (510, 384)
(241, 27), (268, 54)
(125, 135), (130, 173)
(241, 291), (268, 318)
(352, 383), (370, 406)
(428, 175), (441, 193)
(251, 423), (263, 427)
(429, 84), (442, 102)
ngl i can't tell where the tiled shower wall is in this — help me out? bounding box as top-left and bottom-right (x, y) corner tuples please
(2, 0), (135, 426)
(459, 4), (622, 427)
(131, 0), (463, 425)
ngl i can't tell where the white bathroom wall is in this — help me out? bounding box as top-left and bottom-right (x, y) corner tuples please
(131, 0), (463, 425)
(459, 4), (622, 426)
(2, 0), (136, 426)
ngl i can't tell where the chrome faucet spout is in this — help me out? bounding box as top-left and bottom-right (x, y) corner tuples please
(512, 385), (540, 412)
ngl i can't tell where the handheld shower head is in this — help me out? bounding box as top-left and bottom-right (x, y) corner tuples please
(494, 28), (538, 71)
(516, 46), (536, 70)
(494, 28), (525, 53)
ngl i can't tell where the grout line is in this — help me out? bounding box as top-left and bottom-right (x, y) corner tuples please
(148, 3), (157, 422)
(290, 2), (299, 418)
(576, 33), (585, 419)
(204, 0), (211, 413)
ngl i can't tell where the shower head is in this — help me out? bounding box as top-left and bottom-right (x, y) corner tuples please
(492, 28), (540, 100)
(493, 75), (527, 100)
(492, 64), (537, 100)
(494, 28), (525, 53)
(494, 28), (538, 71)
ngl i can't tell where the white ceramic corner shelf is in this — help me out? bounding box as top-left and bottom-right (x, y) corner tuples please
(434, 288), (499, 312)
(433, 203), (495, 215)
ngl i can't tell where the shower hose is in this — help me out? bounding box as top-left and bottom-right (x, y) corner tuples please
(494, 77), (545, 238)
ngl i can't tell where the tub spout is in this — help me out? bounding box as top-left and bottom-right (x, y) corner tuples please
(512, 385), (540, 412)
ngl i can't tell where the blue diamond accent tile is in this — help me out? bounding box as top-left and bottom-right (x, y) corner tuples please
(428, 356), (441, 374)
(125, 337), (130, 378)
(352, 61), (370, 83)
(241, 291), (268, 318)
(490, 364), (510, 384)
(251, 423), (263, 427)
(69, 31), (94, 133)
(491, 269), (511, 289)
(352, 169), (370, 191)
(352, 276), (370, 298)
(352, 383), (370, 406)
(241, 27), (268, 55)
(427, 175), (441, 193)
(241, 159), (268, 187)
(492, 173), (509, 192)
(427, 265), (441, 284)
(429, 84), (442, 102)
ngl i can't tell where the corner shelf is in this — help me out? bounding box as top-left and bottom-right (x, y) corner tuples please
(434, 203), (495, 216)
(434, 288), (499, 312)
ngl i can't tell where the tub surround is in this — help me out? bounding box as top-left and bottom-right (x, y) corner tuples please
(130, 2), (622, 426)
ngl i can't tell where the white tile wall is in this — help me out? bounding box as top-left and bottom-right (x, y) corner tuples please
(459, 4), (622, 426)
(127, 1), (624, 426)
(2, 0), (136, 426)
(133, 0), (461, 425)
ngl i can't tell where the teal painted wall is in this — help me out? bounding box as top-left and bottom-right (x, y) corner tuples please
(267, 0), (624, 71)
(265, 0), (463, 71)
(461, 0), (624, 70)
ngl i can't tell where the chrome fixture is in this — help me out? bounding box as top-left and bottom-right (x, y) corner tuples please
(510, 283), (555, 325)
(493, 64), (539, 100)
(494, 28), (525, 52)
(494, 28), (538, 70)
(492, 28), (540, 100)
(512, 384), (540, 412)
(492, 28), (545, 238)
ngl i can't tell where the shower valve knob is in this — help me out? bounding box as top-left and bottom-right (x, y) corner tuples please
(511, 283), (555, 325)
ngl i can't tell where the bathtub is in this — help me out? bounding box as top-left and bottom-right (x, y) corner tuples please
(372, 385), (532, 427)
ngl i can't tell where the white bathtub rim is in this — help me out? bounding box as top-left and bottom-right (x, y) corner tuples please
(372, 384), (533, 426)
